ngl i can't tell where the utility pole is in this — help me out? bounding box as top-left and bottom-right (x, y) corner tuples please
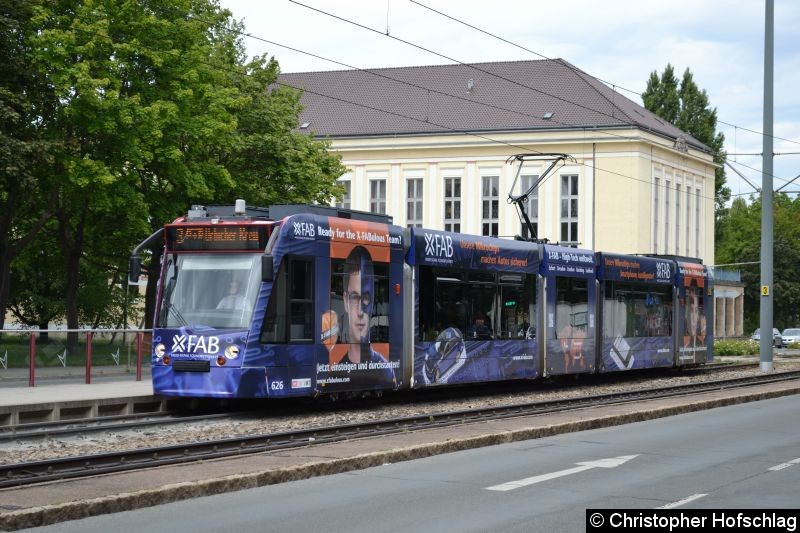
(760, 0), (774, 373)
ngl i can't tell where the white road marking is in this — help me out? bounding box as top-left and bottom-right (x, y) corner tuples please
(485, 454), (639, 492)
(656, 493), (707, 509)
(768, 457), (800, 471)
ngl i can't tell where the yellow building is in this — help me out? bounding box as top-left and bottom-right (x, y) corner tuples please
(280, 58), (717, 264)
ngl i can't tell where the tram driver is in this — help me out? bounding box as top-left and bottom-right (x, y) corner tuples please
(217, 279), (247, 310)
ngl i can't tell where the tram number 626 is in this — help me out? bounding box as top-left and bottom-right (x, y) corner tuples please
(270, 380), (284, 391)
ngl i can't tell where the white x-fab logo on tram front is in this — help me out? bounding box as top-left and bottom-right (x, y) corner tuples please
(172, 335), (187, 352)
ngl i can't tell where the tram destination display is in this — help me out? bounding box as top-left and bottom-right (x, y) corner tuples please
(166, 224), (270, 251)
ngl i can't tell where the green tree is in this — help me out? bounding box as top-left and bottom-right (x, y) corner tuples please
(4, 0), (345, 335)
(715, 195), (800, 332)
(27, 0), (174, 345)
(642, 64), (680, 124)
(116, 14), (345, 328)
(8, 238), (65, 331)
(227, 55), (345, 207)
(642, 64), (730, 216)
(0, 0), (58, 330)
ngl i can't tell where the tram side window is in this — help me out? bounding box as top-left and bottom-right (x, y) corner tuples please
(418, 266), (436, 341)
(555, 277), (588, 339)
(260, 258), (314, 343)
(260, 261), (287, 343)
(418, 267), (536, 342)
(499, 274), (537, 340)
(289, 259), (314, 342)
(468, 281), (496, 340)
(419, 268), (464, 340)
(603, 281), (672, 338)
(371, 266), (390, 342)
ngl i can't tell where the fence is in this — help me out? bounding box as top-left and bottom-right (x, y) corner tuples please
(712, 268), (742, 283)
(0, 328), (152, 387)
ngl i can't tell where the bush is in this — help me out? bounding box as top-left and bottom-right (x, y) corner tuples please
(714, 338), (760, 356)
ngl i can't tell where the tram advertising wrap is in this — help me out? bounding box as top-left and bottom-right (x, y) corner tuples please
(409, 229), (540, 387)
(677, 261), (713, 365)
(266, 215), (404, 395)
(138, 202), (715, 400)
(541, 245), (597, 376)
(597, 253), (675, 371)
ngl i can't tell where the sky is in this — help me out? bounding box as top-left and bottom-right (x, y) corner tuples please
(219, 0), (800, 200)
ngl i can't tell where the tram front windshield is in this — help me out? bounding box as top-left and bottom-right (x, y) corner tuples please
(157, 253), (261, 329)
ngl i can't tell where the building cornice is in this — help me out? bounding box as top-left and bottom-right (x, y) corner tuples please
(325, 126), (715, 167)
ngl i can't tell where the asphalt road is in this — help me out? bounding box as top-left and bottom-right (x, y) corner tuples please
(27, 394), (800, 533)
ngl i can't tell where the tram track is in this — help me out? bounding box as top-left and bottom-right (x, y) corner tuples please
(2, 369), (799, 490)
(0, 361), (751, 443)
(0, 410), (245, 443)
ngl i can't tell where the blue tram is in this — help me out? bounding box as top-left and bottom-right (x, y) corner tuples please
(131, 202), (713, 399)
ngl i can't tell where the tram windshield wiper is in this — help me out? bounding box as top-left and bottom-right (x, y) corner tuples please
(166, 303), (189, 327)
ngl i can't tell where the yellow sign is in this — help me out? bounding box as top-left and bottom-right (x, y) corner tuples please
(761, 285), (770, 296)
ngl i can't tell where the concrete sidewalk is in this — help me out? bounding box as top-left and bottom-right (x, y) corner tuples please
(0, 368), (157, 426)
(0, 379), (154, 408)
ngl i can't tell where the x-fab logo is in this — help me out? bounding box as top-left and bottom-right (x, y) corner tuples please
(172, 335), (186, 352)
(293, 221), (315, 238)
(172, 335), (220, 354)
(424, 233), (453, 258)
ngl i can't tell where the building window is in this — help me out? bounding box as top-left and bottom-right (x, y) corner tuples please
(481, 175), (499, 237)
(521, 174), (539, 240)
(444, 177), (461, 232)
(560, 174), (579, 244)
(370, 179), (386, 214)
(675, 184), (681, 254)
(695, 187), (701, 257)
(653, 177), (660, 253)
(406, 178), (423, 228)
(336, 180), (351, 210)
(686, 185), (691, 257)
(664, 179), (670, 254)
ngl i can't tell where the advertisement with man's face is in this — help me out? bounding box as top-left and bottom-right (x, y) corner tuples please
(318, 217), (401, 392)
(678, 262), (707, 364)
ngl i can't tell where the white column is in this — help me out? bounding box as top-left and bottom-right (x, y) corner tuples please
(735, 294), (744, 337)
(726, 297), (735, 337)
(715, 297), (726, 339)
(391, 163), (401, 224)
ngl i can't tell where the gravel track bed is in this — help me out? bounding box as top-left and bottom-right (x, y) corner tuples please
(3, 360), (798, 465)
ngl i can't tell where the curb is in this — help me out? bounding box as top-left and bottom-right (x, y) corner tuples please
(2, 385), (799, 530)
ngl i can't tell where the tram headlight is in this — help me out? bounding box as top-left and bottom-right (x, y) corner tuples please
(216, 355), (227, 366)
(224, 345), (240, 360)
(155, 344), (166, 359)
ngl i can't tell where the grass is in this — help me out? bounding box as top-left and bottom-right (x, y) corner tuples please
(713, 338), (759, 356)
(713, 337), (800, 356)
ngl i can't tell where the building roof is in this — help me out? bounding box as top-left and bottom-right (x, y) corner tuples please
(278, 59), (709, 152)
